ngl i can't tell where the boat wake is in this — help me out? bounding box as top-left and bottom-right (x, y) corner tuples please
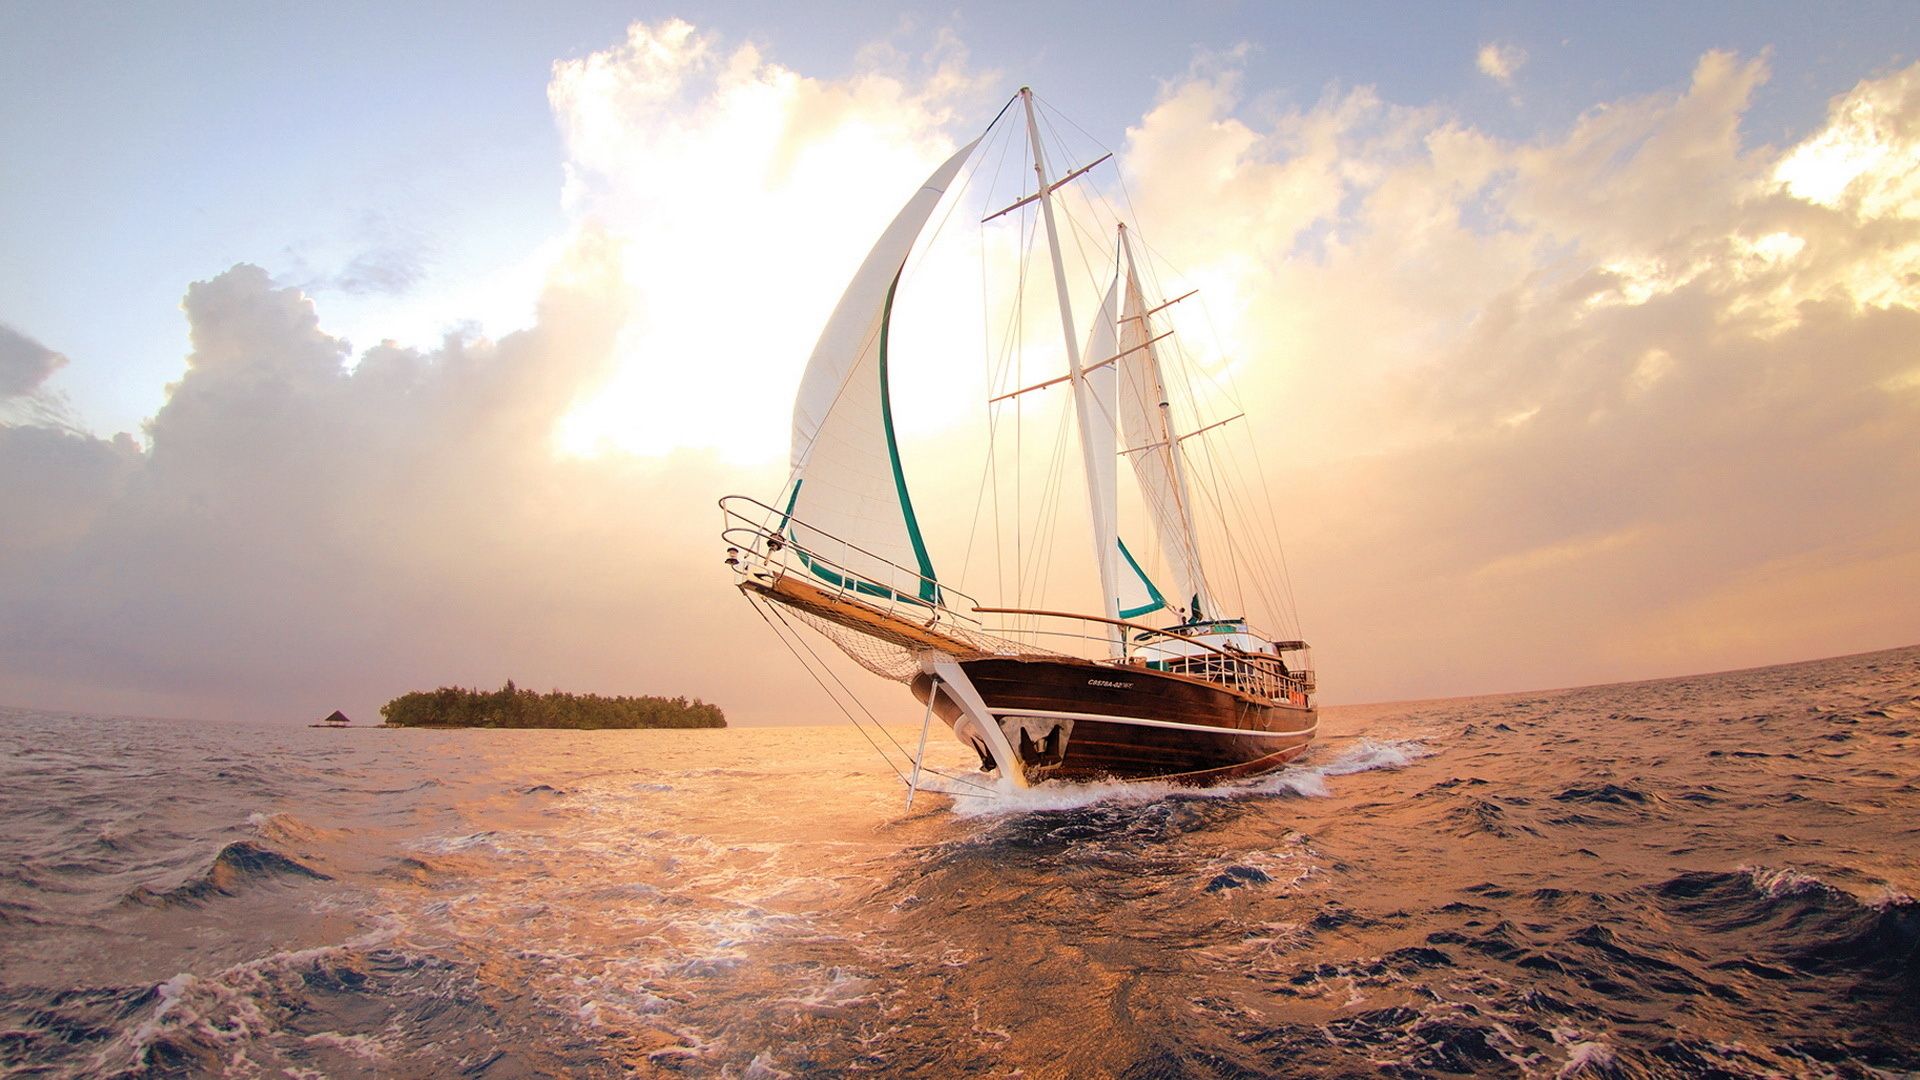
(1242, 737), (1433, 796)
(944, 737), (1431, 816)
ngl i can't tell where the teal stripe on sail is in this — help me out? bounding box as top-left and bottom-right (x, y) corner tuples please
(878, 269), (942, 605)
(777, 481), (932, 608)
(1117, 537), (1169, 619)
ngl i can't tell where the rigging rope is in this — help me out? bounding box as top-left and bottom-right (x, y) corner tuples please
(749, 593), (997, 799)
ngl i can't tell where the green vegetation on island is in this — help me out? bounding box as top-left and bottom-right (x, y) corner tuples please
(380, 681), (726, 729)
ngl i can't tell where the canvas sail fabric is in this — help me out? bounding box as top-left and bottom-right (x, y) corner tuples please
(782, 140), (979, 607)
(1117, 261), (1214, 620)
(1081, 274), (1169, 623)
(1079, 275), (1122, 625)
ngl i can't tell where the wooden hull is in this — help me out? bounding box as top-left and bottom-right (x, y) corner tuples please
(911, 657), (1316, 786)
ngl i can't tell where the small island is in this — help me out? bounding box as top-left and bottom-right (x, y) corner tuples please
(380, 680), (726, 729)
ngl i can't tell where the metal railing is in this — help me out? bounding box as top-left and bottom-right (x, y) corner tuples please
(719, 494), (1314, 704)
(972, 607), (1314, 706)
(718, 494), (987, 635)
(1141, 650), (1312, 704)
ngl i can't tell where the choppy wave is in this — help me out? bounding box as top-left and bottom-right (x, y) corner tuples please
(122, 842), (331, 908)
(2, 645), (1917, 1076)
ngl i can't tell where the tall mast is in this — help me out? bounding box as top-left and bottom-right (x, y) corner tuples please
(1021, 88), (1122, 655)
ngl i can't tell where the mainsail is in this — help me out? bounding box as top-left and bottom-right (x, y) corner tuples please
(1116, 234), (1214, 620)
(782, 139), (979, 607)
(1082, 273), (1169, 624)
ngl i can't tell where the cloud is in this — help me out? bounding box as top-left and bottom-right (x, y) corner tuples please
(1112, 52), (1920, 698)
(1, 24), (1916, 725)
(13, 252), (862, 726)
(0, 324), (68, 398)
(0, 249), (671, 721)
(0, 19), (987, 725)
(1774, 60), (1920, 218)
(1477, 41), (1527, 86)
(329, 243), (429, 296)
(543, 18), (991, 461)
(279, 211), (436, 300)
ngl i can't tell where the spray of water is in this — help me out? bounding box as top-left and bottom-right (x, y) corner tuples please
(944, 738), (1433, 817)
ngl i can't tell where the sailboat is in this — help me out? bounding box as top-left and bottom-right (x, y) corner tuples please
(721, 89), (1315, 790)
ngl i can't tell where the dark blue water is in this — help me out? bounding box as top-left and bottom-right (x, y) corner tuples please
(2, 646), (1916, 1077)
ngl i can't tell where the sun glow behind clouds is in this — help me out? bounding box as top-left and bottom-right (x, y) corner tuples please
(546, 20), (985, 463)
(1774, 68), (1920, 217)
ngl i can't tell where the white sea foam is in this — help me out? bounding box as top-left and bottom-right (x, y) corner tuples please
(1551, 1026), (1617, 1078)
(300, 1029), (388, 1063)
(946, 737), (1432, 816)
(1236, 738), (1433, 798)
(741, 1052), (794, 1079)
(1261, 770), (1333, 797)
(772, 967), (871, 1011)
(1871, 887), (1915, 910)
(1313, 738), (1434, 777)
(86, 936), (395, 1077)
(946, 776), (1184, 816)
(1740, 864), (1829, 898)
(1739, 865), (1919, 912)
(1556, 1040), (1616, 1077)
(415, 830), (524, 855)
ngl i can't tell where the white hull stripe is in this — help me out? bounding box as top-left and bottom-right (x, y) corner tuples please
(992, 707), (1319, 740)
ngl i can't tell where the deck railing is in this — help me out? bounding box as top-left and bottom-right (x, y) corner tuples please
(720, 495), (1313, 704)
(973, 607), (1314, 706)
(718, 494), (987, 634)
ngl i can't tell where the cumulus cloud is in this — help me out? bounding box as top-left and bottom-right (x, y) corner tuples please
(0, 241), (842, 725)
(1117, 51), (1920, 697)
(1477, 41), (1527, 86)
(0, 20), (991, 723)
(0, 21), (965, 721)
(1774, 60), (1920, 218)
(0, 246), (678, 720)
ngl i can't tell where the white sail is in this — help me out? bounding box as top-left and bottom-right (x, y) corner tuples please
(1080, 275), (1121, 627)
(783, 139), (979, 606)
(1082, 274), (1171, 624)
(1117, 241), (1214, 620)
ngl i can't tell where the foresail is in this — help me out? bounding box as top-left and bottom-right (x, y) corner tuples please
(1118, 259), (1215, 620)
(784, 139), (980, 606)
(1116, 537), (1169, 619)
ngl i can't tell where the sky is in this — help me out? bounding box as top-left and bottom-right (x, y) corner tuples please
(1, 2), (1917, 725)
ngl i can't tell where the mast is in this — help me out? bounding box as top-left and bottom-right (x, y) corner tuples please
(1021, 87), (1123, 655)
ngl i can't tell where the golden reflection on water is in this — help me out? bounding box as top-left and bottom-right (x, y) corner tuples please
(1, 647), (1917, 1075)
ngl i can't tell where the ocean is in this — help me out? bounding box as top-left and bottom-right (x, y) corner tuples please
(1, 646), (1915, 1078)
